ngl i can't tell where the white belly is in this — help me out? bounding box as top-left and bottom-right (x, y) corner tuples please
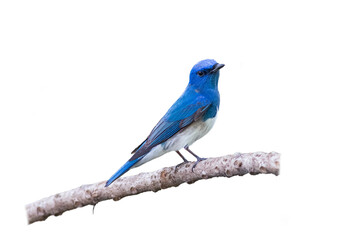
(133, 116), (217, 168)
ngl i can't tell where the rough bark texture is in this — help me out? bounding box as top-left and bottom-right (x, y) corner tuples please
(26, 151), (280, 224)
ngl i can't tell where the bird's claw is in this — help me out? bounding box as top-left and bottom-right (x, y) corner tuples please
(191, 158), (207, 172)
(175, 160), (189, 172)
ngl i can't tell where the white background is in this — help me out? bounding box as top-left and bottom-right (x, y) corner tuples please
(1, 0), (360, 239)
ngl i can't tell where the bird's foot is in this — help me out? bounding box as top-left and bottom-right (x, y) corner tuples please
(175, 160), (189, 172)
(192, 157), (207, 172)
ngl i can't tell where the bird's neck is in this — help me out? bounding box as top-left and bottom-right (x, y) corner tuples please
(188, 84), (218, 95)
(189, 72), (220, 90)
(189, 79), (219, 92)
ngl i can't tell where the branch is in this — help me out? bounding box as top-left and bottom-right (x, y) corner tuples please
(26, 152), (280, 224)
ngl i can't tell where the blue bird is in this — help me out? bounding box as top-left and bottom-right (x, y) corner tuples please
(105, 59), (224, 187)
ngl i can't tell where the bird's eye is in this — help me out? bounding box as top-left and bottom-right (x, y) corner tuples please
(197, 71), (205, 77)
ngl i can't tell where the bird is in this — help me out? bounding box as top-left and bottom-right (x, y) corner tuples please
(105, 59), (224, 187)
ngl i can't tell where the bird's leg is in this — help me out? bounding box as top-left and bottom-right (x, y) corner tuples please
(175, 151), (189, 171)
(176, 150), (188, 162)
(184, 146), (206, 160)
(184, 146), (207, 172)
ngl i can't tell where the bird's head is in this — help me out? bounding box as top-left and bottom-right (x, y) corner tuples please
(189, 59), (224, 90)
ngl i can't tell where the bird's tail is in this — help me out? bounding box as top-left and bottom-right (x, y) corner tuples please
(105, 157), (143, 187)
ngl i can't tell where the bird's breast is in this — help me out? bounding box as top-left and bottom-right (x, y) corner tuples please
(162, 116), (217, 151)
(133, 116), (217, 168)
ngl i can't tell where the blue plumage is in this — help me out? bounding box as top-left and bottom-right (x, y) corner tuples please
(105, 59), (224, 187)
(105, 158), (142, 187)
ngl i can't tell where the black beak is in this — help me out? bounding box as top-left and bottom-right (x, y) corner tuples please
(210, 63), (225, 73)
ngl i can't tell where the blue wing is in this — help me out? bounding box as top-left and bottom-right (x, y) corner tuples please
(129, 92), (211, 161)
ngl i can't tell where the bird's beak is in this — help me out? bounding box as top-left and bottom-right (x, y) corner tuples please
(210, 63), (225, 73)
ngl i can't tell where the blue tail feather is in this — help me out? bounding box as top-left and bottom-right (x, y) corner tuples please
(105, 158), (142, 187)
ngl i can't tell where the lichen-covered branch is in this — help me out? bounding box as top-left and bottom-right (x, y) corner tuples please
(26, 152), (280, 224)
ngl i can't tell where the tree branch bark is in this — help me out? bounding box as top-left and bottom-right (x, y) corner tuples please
(26, 151), (280, 224)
